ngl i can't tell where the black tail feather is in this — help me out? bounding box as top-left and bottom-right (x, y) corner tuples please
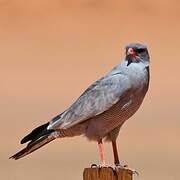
(21, 122), (54, 144)
(10, 134), (55, 160)
(10, 121), (57, 160)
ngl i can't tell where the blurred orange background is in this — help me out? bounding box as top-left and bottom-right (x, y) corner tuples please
(1, 0), (180, 180)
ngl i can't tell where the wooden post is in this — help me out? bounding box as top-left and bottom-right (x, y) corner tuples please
(83, 167), (133, 180)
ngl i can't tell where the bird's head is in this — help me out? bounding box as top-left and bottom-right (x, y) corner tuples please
(125, 43), (150, 66)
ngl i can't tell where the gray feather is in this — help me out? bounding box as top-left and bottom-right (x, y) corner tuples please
(48, 71), (131, 129)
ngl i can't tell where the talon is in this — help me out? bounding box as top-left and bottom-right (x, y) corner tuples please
(114, 162), (128, 168)
(132, 170), (139, 176)
(91, 163), (112, 168)
(99, 164), (111, 168)
(114, 164), (125, 169)
(91, 164), (98, 168)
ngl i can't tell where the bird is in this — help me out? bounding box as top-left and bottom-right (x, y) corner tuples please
(10, 43), (150, 166)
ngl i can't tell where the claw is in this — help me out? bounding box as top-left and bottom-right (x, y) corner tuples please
(90, 163), (139, 177)
(91, 164), (98, 168)
(90, 163), (112, 168)
(132, 169), (139, 176)
(114, 163), (139, 176)
(114, 162), (128, 169)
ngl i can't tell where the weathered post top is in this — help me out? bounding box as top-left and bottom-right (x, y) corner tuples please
(83, 167), (133, 180)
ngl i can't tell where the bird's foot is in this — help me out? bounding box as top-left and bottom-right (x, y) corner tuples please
(131, 169), (139, 176)
(114, 163), (139, 176)
(90, 163), (139, 176)
(91, 163), (111, 168)
(113, 163), (127, 170)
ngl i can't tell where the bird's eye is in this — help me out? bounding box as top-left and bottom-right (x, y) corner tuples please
(136, 48), (145, 53)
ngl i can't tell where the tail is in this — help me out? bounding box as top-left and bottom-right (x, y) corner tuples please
(10, 122), (56, 160)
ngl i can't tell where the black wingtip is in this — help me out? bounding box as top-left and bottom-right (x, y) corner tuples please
(20, 122), (50, 144)
(20, 137), (29, 144)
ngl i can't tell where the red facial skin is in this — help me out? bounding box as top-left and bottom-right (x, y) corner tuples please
(127, 48), (137, 57)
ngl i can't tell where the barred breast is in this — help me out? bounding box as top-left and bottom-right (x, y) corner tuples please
(55, 92), (144, 140)
(84, 84), (148, 141)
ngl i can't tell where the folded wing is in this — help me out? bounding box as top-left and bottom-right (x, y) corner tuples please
(48, 73), (131, 130)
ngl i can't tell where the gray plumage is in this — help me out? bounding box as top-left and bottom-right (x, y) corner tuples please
(10, 43), (150, 160)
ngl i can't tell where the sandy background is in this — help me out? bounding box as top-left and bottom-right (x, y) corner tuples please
(1, 0), (180, 180)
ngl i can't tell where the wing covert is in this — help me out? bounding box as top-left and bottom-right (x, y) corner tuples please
(49, 73), (131, 129)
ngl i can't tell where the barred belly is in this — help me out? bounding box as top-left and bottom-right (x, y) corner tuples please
(56, 86), (148, 141)
(84, 92), (146, 141)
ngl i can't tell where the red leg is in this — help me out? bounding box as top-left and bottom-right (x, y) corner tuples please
(112, 140), (120, 165)
(98, 139), (105, 165)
